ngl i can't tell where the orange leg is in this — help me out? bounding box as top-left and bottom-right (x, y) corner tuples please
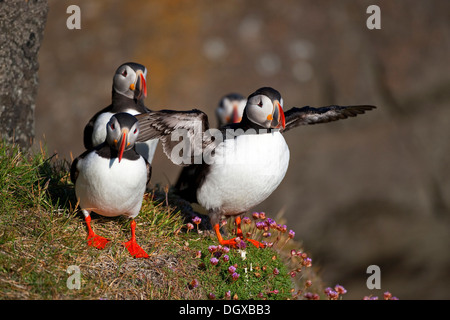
(214, 223), (239, 248)
(235, 216), (243, 238)
(214, 217), (266, 249)
(85, 215), (109, 249)
(245, 238), (266, 248)
(122, 220), (149, 259)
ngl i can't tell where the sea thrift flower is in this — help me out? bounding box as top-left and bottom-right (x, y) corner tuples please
(305, 280), (312, 288)
(237, 240), (246, 249)
(383, 291), (392, 300)
(224, 291), (231, 299)
(228, 265), (236, 274)
(303, 257), (312, 267)
(222, 246), (230, 254)
(304, 292), (320, 300)
(192, 216), (201, 225)
(186, 223), (194, 231)
(256, 221), (265, 230)
(210, 257), (219, 266)
(195, 250), (202, 259)
(324, 287), (339, 300)
(242, 217), (251, 225)
(231, 272), (240, 281)
(288, 230), (295, 239)
(189, 279), (199, 289)
(267, 218), (277, 229)
(273, 268), (280, 275)
(223, 254), (230, 262)
(252, 212), (260, 220)
(335, 285), (347, 295)
(290, 249), (297, 256)
(208, 293), (216, 300)
(259, 212), (266, 220)
(263, 232), (271, 238)
(208, 245), (218, 254)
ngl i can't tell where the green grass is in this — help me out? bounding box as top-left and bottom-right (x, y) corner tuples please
(0, 140), (325, 300)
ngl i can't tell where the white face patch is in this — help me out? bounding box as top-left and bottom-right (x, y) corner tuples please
(246, 94), (273, 128)
(113, 65), (136, 99)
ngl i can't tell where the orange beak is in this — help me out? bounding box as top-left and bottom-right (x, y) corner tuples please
(271, 101), (285, 129)
(135, 71), (147, 100)
(278, 102), (285, 129)
(232, 105), (240, 123)
(118, 131), (126, 163)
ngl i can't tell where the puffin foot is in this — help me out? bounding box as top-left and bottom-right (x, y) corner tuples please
(245, 238), (266, 249)
(122, 239), (149, 259)
(122, 219), (149, 259)
(87, 233), (110, 250)
(84, 215), (109, 249)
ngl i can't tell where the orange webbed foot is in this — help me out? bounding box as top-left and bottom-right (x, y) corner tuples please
(87, 233), (110, 250)
(122, 219), (149, 259)
(122, 239), (149, 259)
(245, 238), (266, 248)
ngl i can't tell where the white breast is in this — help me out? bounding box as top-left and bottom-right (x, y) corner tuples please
(92, 110), (158, 162)
(75, 152), (148, 218)
(197, 131), (289, 215)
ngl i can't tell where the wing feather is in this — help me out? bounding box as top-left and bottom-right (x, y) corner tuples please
(282, 105), (376, 133)
(136, 109), (211, 166)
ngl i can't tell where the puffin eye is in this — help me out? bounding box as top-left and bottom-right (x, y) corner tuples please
(133, 128), (138, 134)
(121, 69), (127, 77)
(110, 123), (115, 130)
(257, 100), (263, 107)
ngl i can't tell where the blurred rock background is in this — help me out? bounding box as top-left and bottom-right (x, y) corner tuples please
(33, 0), (449, 299)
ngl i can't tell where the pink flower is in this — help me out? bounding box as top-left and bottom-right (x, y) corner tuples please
(288, 230), (295, 239)
(208, 245), (218, 253)
(335, 285), (347, 295)
(228, 265), (236, 274)
(210, 257), (219, 266)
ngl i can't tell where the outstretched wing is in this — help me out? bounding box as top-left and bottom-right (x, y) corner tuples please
(282, 105), (376, 133)
(136, 109), (211, 166)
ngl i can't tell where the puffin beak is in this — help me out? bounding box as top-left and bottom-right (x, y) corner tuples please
(271, 100), (285, 129)
(118, 129), (128, 163)
(134, 70), (147, 100)
(232, 104), (241, 123)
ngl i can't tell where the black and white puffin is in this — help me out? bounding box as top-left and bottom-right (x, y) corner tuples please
(83, 62), (158, 163)
(71, 113), (151, 258)
(136, 87), (375, 248)
(215, 93), (247, 127)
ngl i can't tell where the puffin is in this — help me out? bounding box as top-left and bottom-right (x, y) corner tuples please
(175, 92), (247, 193)
(71, 112), (151, 258)
(83, 62), (158, 163)
(215, 93), (247, 127)
(136, 87), (375, 248)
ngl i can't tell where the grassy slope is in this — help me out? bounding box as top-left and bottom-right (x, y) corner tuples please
(0, 140), (325, 300)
